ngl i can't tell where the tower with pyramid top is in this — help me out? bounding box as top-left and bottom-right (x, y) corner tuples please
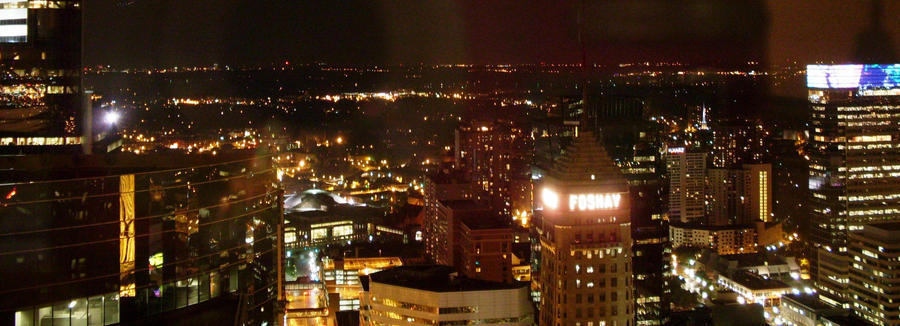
(533, 130), (634, 326)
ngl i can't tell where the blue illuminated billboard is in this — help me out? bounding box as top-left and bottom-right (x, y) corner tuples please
(807, 64), (900, 89)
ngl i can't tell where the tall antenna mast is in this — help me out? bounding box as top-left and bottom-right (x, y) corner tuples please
(577, 0), (592, 137)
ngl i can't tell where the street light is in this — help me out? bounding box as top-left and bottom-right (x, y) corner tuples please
(104, 111), (121, 125)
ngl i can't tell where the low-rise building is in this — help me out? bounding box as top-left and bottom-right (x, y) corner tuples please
(323, 257), (404, 311)
(717, 271), (790, 307)
(360, 266), (534, 326)
(700, 250), (801, 280)
(670, 223), (758, 255)
(458, 217), (514, 283)
(779, 294), (844, 326)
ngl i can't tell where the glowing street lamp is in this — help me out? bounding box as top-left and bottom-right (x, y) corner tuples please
(104, 111), (121, 126)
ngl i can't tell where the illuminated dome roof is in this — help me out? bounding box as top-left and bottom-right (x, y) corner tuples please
(284, 189), (348, 212)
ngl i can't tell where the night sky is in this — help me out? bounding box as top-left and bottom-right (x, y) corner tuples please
(84, 0), (900, 67)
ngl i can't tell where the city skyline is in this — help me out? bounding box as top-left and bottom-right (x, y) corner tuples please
(3, 1), (900, 326)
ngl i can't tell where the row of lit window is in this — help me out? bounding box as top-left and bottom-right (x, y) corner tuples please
(367, 309), (531, 326)
(371, 297), (476, 315)
(837, 105), (900, 112)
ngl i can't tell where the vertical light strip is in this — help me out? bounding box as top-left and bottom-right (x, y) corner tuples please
(759, 171), (768, 222)
(119, 174), (136, 297)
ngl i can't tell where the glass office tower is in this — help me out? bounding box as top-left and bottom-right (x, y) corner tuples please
(806, 64), (900, 306)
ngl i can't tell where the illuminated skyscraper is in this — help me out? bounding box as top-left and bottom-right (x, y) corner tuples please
(711, 120), (770, 169)
(455, 119), (532, 216)
(666, 147), (706, 223)
(707, 163), (773, 226)
(0, 0), (83, 149)
(806, 64), (900, 307)
(533, 131), (634, 326)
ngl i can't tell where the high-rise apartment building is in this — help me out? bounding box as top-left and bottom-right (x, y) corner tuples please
(426, 199), (491, 267)
(711, 120), (770, 169)
(455, 119), (532, 216)
(423, 169), (481, 264)
(0, 0), (83, 149)
(742, 163), (772, 223)
(806, 64), (900, 306)
(666, 147), (706, 223)
(707, 163), (773, 226)
(533, 131), (634, 326)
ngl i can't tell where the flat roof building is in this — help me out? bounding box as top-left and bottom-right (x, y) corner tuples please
(360, 265), (533, 326)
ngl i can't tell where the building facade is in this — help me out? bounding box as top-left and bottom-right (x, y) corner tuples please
(458, 218), (514, 283)
(1, 152), (283, 325)
(711, 119), (770, 169)
(423, 170), (481, 264)
(455, 119), (532, 216)
(707, 163), (773, 226)
(669, 223), (758, 255)
(848, 222), (900, 325)
(534, 131), (635, 326)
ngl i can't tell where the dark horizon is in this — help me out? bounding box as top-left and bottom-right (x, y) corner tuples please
(84, 0), (900, 68)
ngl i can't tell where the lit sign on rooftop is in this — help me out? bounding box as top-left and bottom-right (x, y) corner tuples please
(541, 188), (622, 211)
(807, 64), (900, 90)
(569, 193), (621, 211)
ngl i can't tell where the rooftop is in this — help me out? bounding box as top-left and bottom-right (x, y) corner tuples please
(427, 169), (472, 185)
(782, 294), (835, 312)
(723, 270), (790, 291)
(721, 253), (787, 269)
(460, 214), (510, 231)
(439, 199), (489, 211)
(368, 265), (525, 292)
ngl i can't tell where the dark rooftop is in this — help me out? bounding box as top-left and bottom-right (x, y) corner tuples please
(724, 270), (790, 291)
(782, 294), (836, 312)
(368, 265), (525, 292)
(721, 253), (787, 268)
(460, 214), (511, 230)
(439, 199), (489, 211)
(670, 222), (755, 230)
(427, 169), (472, 185)
(820, 314), (868, 326)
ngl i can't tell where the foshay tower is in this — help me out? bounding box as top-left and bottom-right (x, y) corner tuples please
(533, 131), (634, 326)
